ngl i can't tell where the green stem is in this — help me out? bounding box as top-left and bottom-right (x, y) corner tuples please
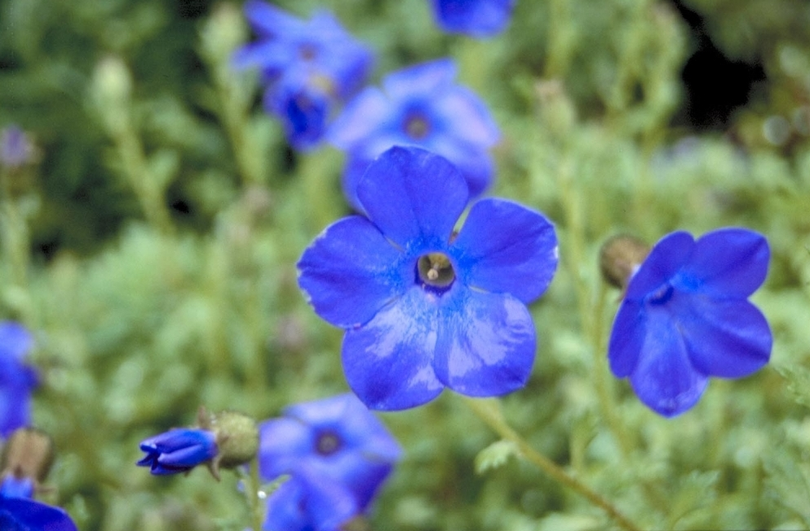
(114, 129), (173, 234)
(240, 459), (266, 531)
(464, 398), (642, 531)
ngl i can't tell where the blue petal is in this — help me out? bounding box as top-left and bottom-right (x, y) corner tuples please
(258, 417), (312, 481)
(263, 472), (357, 531)
(264, 81), (333, 151)
(297, 216), (407, 328)
(425, 135), (494, 198)
(243, 0), (304, 37)
(329, 88), (392, 150)
(432, 86), (500, 148)
(626, 231), (694, 301)
(382, 59), (457, 102)
(676, 228), (770, 298)
(0, 476), (34, 499)
(342, 287), (444, 410)
(451, 199), (558, 303)
(674, 296), (772, 378)
(432, 289), (535, 397)
(284, 394), (400, 461)
(0, 322), (33, 361)
(432, 0), (516, 37)
(607, 300), (646, 377)
(356, 147), (469, 250)
(139, 429), (215, 454)
(629, 309), (708, 417)
(0, 382), (33, 437)
(159, 442), (217, 468)
(231, 41), (294, 74)
(0, 497), (78, 531)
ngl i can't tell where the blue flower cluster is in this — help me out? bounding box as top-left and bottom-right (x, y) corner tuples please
(258, 394), (401, 531)
(430, 0), (517, 37)
(234, 1), (373, 150)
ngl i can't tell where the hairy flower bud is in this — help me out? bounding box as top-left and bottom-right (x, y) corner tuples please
(599, 234), (651, 290)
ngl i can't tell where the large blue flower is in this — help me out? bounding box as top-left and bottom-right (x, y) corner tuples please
(0, 496), (77, 531)
(137, 428), (218, 476)
(0, 322), (38, 438)
(233, 1), (373, 150)
(430, 0), (516, 37)
(328, 59), (500, 211)
(297, 147), (558, 410)
(608, 228), (772, 417)
(258, 393), (401, 531)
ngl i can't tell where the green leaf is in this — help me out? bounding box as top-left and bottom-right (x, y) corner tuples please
(474, 440), (518, 475)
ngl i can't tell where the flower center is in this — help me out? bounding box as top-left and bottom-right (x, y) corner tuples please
(299, 43), (317, 61)
(417, 252), (455, 289)
(315, 430), (342, 456)
(404, 113), (431, 140)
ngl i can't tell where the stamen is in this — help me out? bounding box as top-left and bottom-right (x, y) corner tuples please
(417, 252), (455, 289)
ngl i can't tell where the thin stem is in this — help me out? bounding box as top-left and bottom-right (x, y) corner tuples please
(464, 397), (642, 531)
(240, 459), (266, 531)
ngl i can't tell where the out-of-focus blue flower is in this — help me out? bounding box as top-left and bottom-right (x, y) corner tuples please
(430, 0), (516, 37)
(608, 228), (772, 417)
(0, 495), (77, 531)
(0, 126), (35, 169)
(297, 147), (558, 410)
(258, 393), (401, 531)
(233, 1), (373, 150)
(0, 323), (38, 438)
(328, 59), (500, 211)
(137, 428), (218, 475)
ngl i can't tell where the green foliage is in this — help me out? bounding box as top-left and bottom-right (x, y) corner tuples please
(2, 0), (810, 530)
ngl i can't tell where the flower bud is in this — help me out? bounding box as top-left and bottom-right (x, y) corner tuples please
(197, 408), (259, 479)
(138, 408), (258, 481)
(599, 234), (650, 289)
(0, 427), (54, 498)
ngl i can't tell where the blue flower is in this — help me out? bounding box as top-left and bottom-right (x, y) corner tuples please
(258, 393), (401, 531)
(137, 428), (218, 475)
(233, 1), (373, 150)
(0, 322), (39, 438)
(608, 228), (772, 417)
(328, 59), (500, 211)
(297, 147), (558, 410)
(0, 496), (77, 531)
(430, 0), (516, 37)
(0, 126), (36, 169)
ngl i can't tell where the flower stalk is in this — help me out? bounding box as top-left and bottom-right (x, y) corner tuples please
(463, 397), (642, 531)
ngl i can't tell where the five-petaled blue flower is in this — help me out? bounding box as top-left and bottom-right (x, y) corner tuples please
(137, 428), (218, 475)
(0, 322), (39, 438)
(329, 59), (500, 211)
(297, 147), (558, 410)
(430, 0), (516, 37)
(608, 228), (772, 417)
(233, 1), (373, 150)
(0, 495), (77, 531)
(258, 393), (401, 531)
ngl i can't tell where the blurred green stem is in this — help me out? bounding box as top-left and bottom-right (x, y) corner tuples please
(240, 459), (266, 531)
(555, 163), (634, 456)
(112, 128), (174, 234)
(464, 398), (642, 531)
(0, 171), (35, 320)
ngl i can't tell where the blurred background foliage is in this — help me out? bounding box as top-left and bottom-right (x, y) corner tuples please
(2, 0), (810, 529)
